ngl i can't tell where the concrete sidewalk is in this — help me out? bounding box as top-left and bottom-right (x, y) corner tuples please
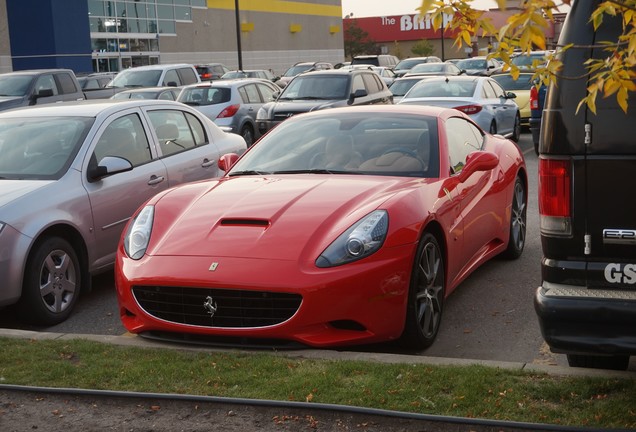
(2, 328), (634, 379)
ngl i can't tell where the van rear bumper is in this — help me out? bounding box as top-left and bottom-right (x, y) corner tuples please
(534, 282), (636, 356)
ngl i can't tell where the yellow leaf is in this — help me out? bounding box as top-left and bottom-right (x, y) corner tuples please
(617, 87), (629, 113)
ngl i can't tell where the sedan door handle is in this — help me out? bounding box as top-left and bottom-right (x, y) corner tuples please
(202, 158), (216, 168)
(147, 175), (165, 186)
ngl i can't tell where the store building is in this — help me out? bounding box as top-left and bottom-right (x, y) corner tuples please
(0, 0), (345, 75)
(343, 6), (565, 61)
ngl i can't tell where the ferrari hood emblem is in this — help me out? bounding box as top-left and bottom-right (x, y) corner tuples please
(209, 262), (219, 271)
(203, 296), (218, 318)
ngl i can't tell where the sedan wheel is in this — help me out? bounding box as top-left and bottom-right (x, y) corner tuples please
(400, 233), (445, 350)
(502, 176), (527, 259)
(241, 125), (255, 147)
(17, 237), (81, 325)
(489, 121), (497, 135)
(511, 113), (521, 142)
(567, 354), (630, 371)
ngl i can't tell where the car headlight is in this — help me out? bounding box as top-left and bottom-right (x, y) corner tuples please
(0, 222), (5, 235)
(256, 107), (268, 121)
(124, 206), (154, 260)
(316, 210), (388, 268)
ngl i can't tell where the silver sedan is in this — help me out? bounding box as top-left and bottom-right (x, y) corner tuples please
(397, 75), (521, 142)
(0, 99), (246, 325)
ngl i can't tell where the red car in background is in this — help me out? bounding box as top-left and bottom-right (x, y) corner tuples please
(115, 105), (527, 350)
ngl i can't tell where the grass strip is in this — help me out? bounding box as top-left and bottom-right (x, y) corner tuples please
(0, 337), (634, 429)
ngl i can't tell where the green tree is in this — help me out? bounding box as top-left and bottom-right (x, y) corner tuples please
(411, 39), (436, 56)
(393, 40), (405, 59)
(344, 20), (379, 60)
(419, 0), (636, 113)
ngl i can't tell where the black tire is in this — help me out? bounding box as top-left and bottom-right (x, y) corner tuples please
(511, 113), (521, 142)
(489, 120), (497, 135)
(400, 233), (445, 350)
(241, 124), (255, 147)
(501, 176), (527, 259)
(567, 354), (630, 371)
(16, 236), (81, 325)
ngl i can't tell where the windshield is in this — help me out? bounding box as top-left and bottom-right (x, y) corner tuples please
(492, 74), (533, 91)
(179, 87), (231, 105)
(406, 79), (476, 98)
(279, 75), (349, 100)
(410, 63), (446, 73)
(0, 117), (93, 180)
(110, 70), (162, 88)
(390, 79), (424, 96)
(229, 111), (440, 178)
(0, 75), (33, 97)
(457, 59), (487, 70)
(395, 59), (425, 70)
(283, 65), (313, 77)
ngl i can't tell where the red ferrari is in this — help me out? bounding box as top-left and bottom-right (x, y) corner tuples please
(115, 105), (527, 349)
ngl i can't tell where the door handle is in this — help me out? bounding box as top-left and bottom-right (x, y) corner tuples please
(147, 175), (165, 185)
(202, 158), (216, 168)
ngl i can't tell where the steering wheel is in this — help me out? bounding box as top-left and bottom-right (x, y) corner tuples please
(309, 152), (326, 169)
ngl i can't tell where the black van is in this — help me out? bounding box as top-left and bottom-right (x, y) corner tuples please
(534, 1), (636, 370)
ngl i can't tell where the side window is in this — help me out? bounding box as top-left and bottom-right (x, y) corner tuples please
(34, 75), (58, 95)
(488, 80), (505, 97)
(83, 78), (100, 90)
(238, 86), (249, 103)
(482, 81), (497, 99)
(163, 69), (180, 86)
(185, 112), (208, 145)
(148, 109), (197, 156)
(445, 117), (483, 175)
(158, 91), (175, 100)
(57, 73), (79, 94)
(257, 83), (277, 102)
(362, 73), (381, 94)
(178, 67), (199, 85)
(92, 114), (152, 167)
(351, 74), (365, 94)
(243, 84), (261, 103)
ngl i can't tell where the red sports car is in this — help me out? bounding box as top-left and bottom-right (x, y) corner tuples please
(115, 105), (527, 349)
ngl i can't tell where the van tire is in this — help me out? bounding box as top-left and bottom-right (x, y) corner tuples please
(567, 354), (630, 371)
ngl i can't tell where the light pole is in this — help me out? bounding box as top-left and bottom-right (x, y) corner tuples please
(234, 0), (243, 70)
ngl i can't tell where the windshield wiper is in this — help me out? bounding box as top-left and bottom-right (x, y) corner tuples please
(228, 170), (271, 176)
(272, 169), (361, 175)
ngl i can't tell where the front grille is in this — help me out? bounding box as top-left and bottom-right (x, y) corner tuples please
(132, 286), (302, 328)
(273, 112), (299, 121)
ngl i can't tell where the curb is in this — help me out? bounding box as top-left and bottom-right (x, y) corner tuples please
(2, 328), (634, 379)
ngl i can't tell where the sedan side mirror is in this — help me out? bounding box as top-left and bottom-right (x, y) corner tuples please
(348, 89), (368, 104)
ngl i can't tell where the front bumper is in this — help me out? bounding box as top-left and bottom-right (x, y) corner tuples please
(534, 282), (636, 356)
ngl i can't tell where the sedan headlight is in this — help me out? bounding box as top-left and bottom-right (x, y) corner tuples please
(316, 210), (388, 268)
(124, 206), (154, 260)
(256, 107), (268, 121)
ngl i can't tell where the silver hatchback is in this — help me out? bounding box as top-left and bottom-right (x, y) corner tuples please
(178, 78), (279, 147)
(0, 99), (246, 325)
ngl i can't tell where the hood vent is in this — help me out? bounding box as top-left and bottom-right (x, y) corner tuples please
(220, 218), (270, 227)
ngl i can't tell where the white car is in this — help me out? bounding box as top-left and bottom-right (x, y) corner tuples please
(0, 99), (246, 325)
(398, 75), (521, 142)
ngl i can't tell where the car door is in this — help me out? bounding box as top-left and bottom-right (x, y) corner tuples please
(238, 83), (261, 124)
(486, 79), (516, 135)
(145, 107), (222, 185)
(82, 109), (169, 269)
(444, 116), (500, 272)
(32, 74), (65, 105)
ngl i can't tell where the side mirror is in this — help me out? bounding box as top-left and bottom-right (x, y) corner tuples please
(506, 91), (517, 99)
(218, 153), (240, 173)
(458, 151), (499, 183)
(35, 89), (54, 98)
(348, 89), (368, 104)
(166, 81), (178, 87)
(87, 156), (133, 182)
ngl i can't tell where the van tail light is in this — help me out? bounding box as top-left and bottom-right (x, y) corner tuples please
(454, 104), (482, 115)
(530, 86), (539, 110)
(539, 157), (572, 236)
(201, 72), (212, 80)
(217, 104), (240, 118)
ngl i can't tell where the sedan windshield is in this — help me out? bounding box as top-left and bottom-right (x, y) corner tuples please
(280, 75), (349, 100)
(0, 75), (33, 96)
(110, 70), (162, 88)
(229, 111), (440, 178)
(407, 80), (476, 98)
(0, 117), (93, 179)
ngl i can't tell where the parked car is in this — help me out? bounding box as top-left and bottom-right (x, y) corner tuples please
(393, 56), (443, 77)
(511, 50), (553, 70)
(491, 71), (535, 126)
(388, 76), (429, 103)
(110, 86), (181, 101)
(76, 72), (117, 90)
(195, 63), (231, 81)
(351, 54), (399, 68)
(115, 104), (527, 349)
(456, 57), (503, 76)
(221, 69), (278, 82)
(0, 99), (246, 325)
(277, 61), (333, 88)
(528, 81), (547, 154)
(256, 68), (393, 134)
(178, 78), (279, 146)
(398, 75), (521, 142)
(0, 69), (84, 111)
(83, 64), (200, 99)
(534, 1), (636, 371)
(371, 66), (397, 86)
(404, 62), (464, 77)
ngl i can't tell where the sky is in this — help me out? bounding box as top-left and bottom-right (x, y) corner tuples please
(340, 0), (499, 18)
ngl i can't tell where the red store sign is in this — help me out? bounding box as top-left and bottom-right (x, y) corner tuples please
(344, 14), (460, 42)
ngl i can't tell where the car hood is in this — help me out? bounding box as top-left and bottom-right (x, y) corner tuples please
(0, 96), (27, 111)
(0, 180), (52, 209)
(150, 175), (421, 259)
(268, 99), (343, 113)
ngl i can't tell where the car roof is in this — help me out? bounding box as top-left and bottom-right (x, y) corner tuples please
(285, 104), (459, 120)
(116, 86), (178, 93)
(0, 69), (74, 76)
(120, 64), (194, 71)
(182, 78), (274, 88)
(0, 99), (188, 118)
